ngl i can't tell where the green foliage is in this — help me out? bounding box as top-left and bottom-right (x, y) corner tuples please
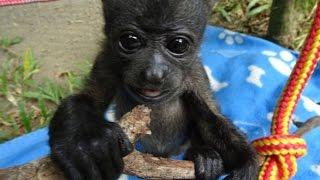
(211, 0), (272, 37)
(22, 49), (39, 82)
(292, 0), (318, 50)
(0, 36), (90, 142)
(24, 81), (66, 105)
(0, 60), (10, 96)
(246, 0), (271, 17)
(211, 0), (317, 50)
(213, 0), (271, 20)
(37, 99), (52, 127)
(18, 102), (34, 133)
(294, 0), (318, 15)
(0, 36), (23, 48)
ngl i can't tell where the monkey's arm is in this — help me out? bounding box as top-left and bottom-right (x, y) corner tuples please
(183, 91), (259, 180)
(49, 55), (132, 180)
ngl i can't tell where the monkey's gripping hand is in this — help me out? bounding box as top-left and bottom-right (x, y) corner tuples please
(183, 92), (259, 180)
(185, 146), (224, 180)
(49, 95), (133, 180)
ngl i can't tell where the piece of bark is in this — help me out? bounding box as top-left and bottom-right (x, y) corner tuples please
(119, 105), (195, 179)
(294, 116), (320, 137)
(0, 105), (195, 180)
(123, 151), (194, 179)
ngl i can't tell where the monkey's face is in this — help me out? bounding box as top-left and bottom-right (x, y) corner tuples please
(119, 32), (193, 104)
(103, 0), (211, 103)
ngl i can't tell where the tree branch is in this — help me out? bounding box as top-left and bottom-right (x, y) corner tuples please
(0, 105), (195, 180)
(0, 107), (319, 180)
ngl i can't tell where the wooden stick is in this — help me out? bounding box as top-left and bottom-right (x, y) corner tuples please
(294, 116), (320, 137)
(119, 105), (195, 179)
(0, 109), (319, 180)
(0, 106), (195, 180)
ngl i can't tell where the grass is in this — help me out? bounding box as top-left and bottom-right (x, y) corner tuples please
(210, 0), (272, 37)
(0, 36), (91, 143)
(210, 0), (318, 50)
(0, 0), (318, 142)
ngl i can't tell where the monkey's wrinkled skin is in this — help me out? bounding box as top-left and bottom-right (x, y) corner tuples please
(49, 0), (259, 179)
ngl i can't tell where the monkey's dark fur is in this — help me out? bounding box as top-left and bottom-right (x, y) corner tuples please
(49, 0), (259, 179)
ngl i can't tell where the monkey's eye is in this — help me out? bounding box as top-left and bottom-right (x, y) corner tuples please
(119, 33), (142, 53)
(166, 37), (190, 56)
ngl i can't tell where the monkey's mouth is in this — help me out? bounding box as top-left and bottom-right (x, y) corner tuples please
(125, 86), (169, 103)
(138, 89), (162, 97)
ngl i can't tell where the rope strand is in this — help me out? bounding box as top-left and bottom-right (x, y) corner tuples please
(253, 2), (320, 180)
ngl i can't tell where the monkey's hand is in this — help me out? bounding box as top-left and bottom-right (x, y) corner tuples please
(49, 95), (133, 180)
(183, 92), (258, 180)
(185, 146), (224, 180)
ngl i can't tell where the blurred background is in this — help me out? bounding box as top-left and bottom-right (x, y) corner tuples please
(0, 0), (318, 142)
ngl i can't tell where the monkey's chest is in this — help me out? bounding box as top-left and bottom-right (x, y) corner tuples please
(138, 101), (190, 157)
(114, 95), (190, 157)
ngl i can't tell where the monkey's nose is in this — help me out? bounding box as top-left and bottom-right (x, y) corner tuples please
(143, 67), (166, 84)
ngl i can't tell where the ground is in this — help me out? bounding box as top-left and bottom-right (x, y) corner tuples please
(0, 0), (104, 80)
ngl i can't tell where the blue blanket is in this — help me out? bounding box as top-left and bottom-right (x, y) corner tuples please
(1, 26), (320, 180)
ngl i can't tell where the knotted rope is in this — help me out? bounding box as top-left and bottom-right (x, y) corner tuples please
(253, 2), (320, 180)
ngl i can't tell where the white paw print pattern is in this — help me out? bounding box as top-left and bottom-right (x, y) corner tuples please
(218, 30), (245, 45)
(204, 66), (228, 92)
(246, 65), (266, 88)
(311, 164), (320, 176)
(301, 96), (320, 115)
(262, 50), (296, 76)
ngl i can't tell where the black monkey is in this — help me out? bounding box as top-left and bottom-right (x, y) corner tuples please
(49, 0), (259, 179)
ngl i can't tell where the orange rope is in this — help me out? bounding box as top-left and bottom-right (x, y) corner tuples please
(252, 2), (320, 180)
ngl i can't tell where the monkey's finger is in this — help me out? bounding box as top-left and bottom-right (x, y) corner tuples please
(194, 154), (208, 180)
(110, 141), (125, 176)
(90, 132), (125, 179)
(207, 157), (225, 180)
(72, 148), (103, 180)
(51, 151), (84, 180)
(96, 150), (123, 180)
(204, 157), (214, 179)
(109, 122), (133, 156)
(118, 132), (134, 156)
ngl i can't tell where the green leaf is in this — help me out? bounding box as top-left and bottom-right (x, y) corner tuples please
(247, 0), (261, 12)
(23, 91), (44, 99)
(18, 103), (33, 133)
(10, 37), (23, 45)
(24, 81), (66, 104)
(0, 36), (23, 47)
(23, 49), (32, 78)
(218, 7), (232, 22)
(247, 4), (270, 17)
(22, 48), (39, 81)
(0, 36), (10, 47)
(37, 99), (52, 125)
(0, 63), (9, 95)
